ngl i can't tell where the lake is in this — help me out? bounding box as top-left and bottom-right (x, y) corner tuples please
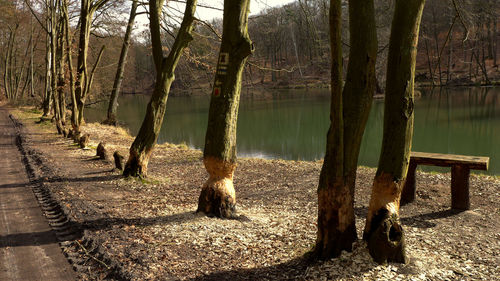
(87, 87), (500, 175)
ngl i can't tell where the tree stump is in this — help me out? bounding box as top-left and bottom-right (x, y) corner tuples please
(73, 131), (81, 143)
(62, 128), (69, 138)
(96, 142), (108, 160)
(114, 151), (124, 170)
(79, 134), (90, 149)
(366, 208), (407, 264)
(67, 129), (74, 139)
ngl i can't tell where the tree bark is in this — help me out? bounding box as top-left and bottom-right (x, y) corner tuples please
(56, 4), (66, 125)
(197, 0), (254, 218)
(49, 0), (63, 133)
(42, 12), (52, 116)
(314, 0), (377, 259)
(62, 0), (77, 132)
(73, 0), (109, 131)
(123, 0), (197, 177)
(104, 0), (138, 125)
(363, 0), (426, 264)
(74, 1), (92, 129)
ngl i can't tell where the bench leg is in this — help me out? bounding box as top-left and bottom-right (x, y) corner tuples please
(451, 165), (470, 210)
(401, 162), (417, 205)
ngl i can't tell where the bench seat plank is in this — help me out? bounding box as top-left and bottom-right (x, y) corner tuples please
(410, 151), (489, 170)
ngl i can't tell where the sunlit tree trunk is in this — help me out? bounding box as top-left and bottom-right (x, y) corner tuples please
(62, 0), (77, 131)
(363, 0), (426, 264)
(73, 0), (109, 131)
(104, 0), (138, 125)
(123, 0), (197, 177)
(56, 3), (66, 125)
(314, 0), (377, 259)
(49, 0), (63, 133)
(197, 0), (254, 218)
(42, 20), (52, 116)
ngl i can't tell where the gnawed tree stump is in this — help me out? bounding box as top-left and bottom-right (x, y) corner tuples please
(96, 142), (108, 160)
(114, 151), (124, 170)
(365, 208), (406, 264)
(197, 157), (236, 218)
(62, 128), (69, 137)
(67, 129), (74, 139)
(56, 122), (63, 135)
(79, 134), (90, 149)
(72, 131), (81, 143)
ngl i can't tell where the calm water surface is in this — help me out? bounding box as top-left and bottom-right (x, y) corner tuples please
(87, 87), (500, 174)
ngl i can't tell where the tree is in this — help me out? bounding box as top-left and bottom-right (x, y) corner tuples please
(123, 0), (197, 177)
(73, 0), (110, 132)
(103, 0), (138, 126)
(314, 0), (377, 259)
(197, 0), (254, 218)
(363, 0), (426, 264)
(61, 0), (77, 131)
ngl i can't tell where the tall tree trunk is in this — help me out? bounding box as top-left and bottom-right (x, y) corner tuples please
(197, 0), (254, 218)
(104, 0), (138, 125)
(123, 0), (197, 177)
(363, 0), (425, 264)
(73, 0), (109, 131)
(43, 28), (52, 116)
(56, 6), (67, 125)
(30, 14), (35, 98)
(49, 0), (63, 133)
(314, 0), (377, 259)
(62, 0), (77, 131)
(74, 1), (92, 129)
(3, 28), (16, 100)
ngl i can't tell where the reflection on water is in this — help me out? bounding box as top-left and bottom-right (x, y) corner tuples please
(86, 87), (499, 174)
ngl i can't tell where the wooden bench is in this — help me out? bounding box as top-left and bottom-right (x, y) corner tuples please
(401, 152), (489, 210)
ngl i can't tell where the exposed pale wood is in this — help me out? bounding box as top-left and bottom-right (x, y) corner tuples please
(410, 151), (489, 170)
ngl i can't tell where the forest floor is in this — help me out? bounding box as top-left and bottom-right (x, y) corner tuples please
(8, 106), (500, 281)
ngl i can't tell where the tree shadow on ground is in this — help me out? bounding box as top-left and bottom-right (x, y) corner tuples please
(0, 230), (66, 247)
(79, 211), (199, 231)
(38, 174), (122, 184)
(190, 248), (379, 281)
(401, 209), (462, 229)
(190, 255), (313, 281)
(355, 206), (462, 229)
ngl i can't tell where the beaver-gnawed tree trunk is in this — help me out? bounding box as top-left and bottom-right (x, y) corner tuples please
(197, 0), (254, 218)
(314, 0), (377, 259)
(123, 0), (197, 177)
(103, 0), (138, 126)
(363, 0), (426, 264)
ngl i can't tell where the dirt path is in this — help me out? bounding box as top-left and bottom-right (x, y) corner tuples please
(0, 106), (75, 280)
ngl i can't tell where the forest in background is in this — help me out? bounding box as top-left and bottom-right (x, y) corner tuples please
(0, 0), (499, 105)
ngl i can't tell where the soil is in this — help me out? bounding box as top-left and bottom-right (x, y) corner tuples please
(8, 106), (500, 281)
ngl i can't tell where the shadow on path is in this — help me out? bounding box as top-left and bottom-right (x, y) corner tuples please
(0, 230), (70, 248)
